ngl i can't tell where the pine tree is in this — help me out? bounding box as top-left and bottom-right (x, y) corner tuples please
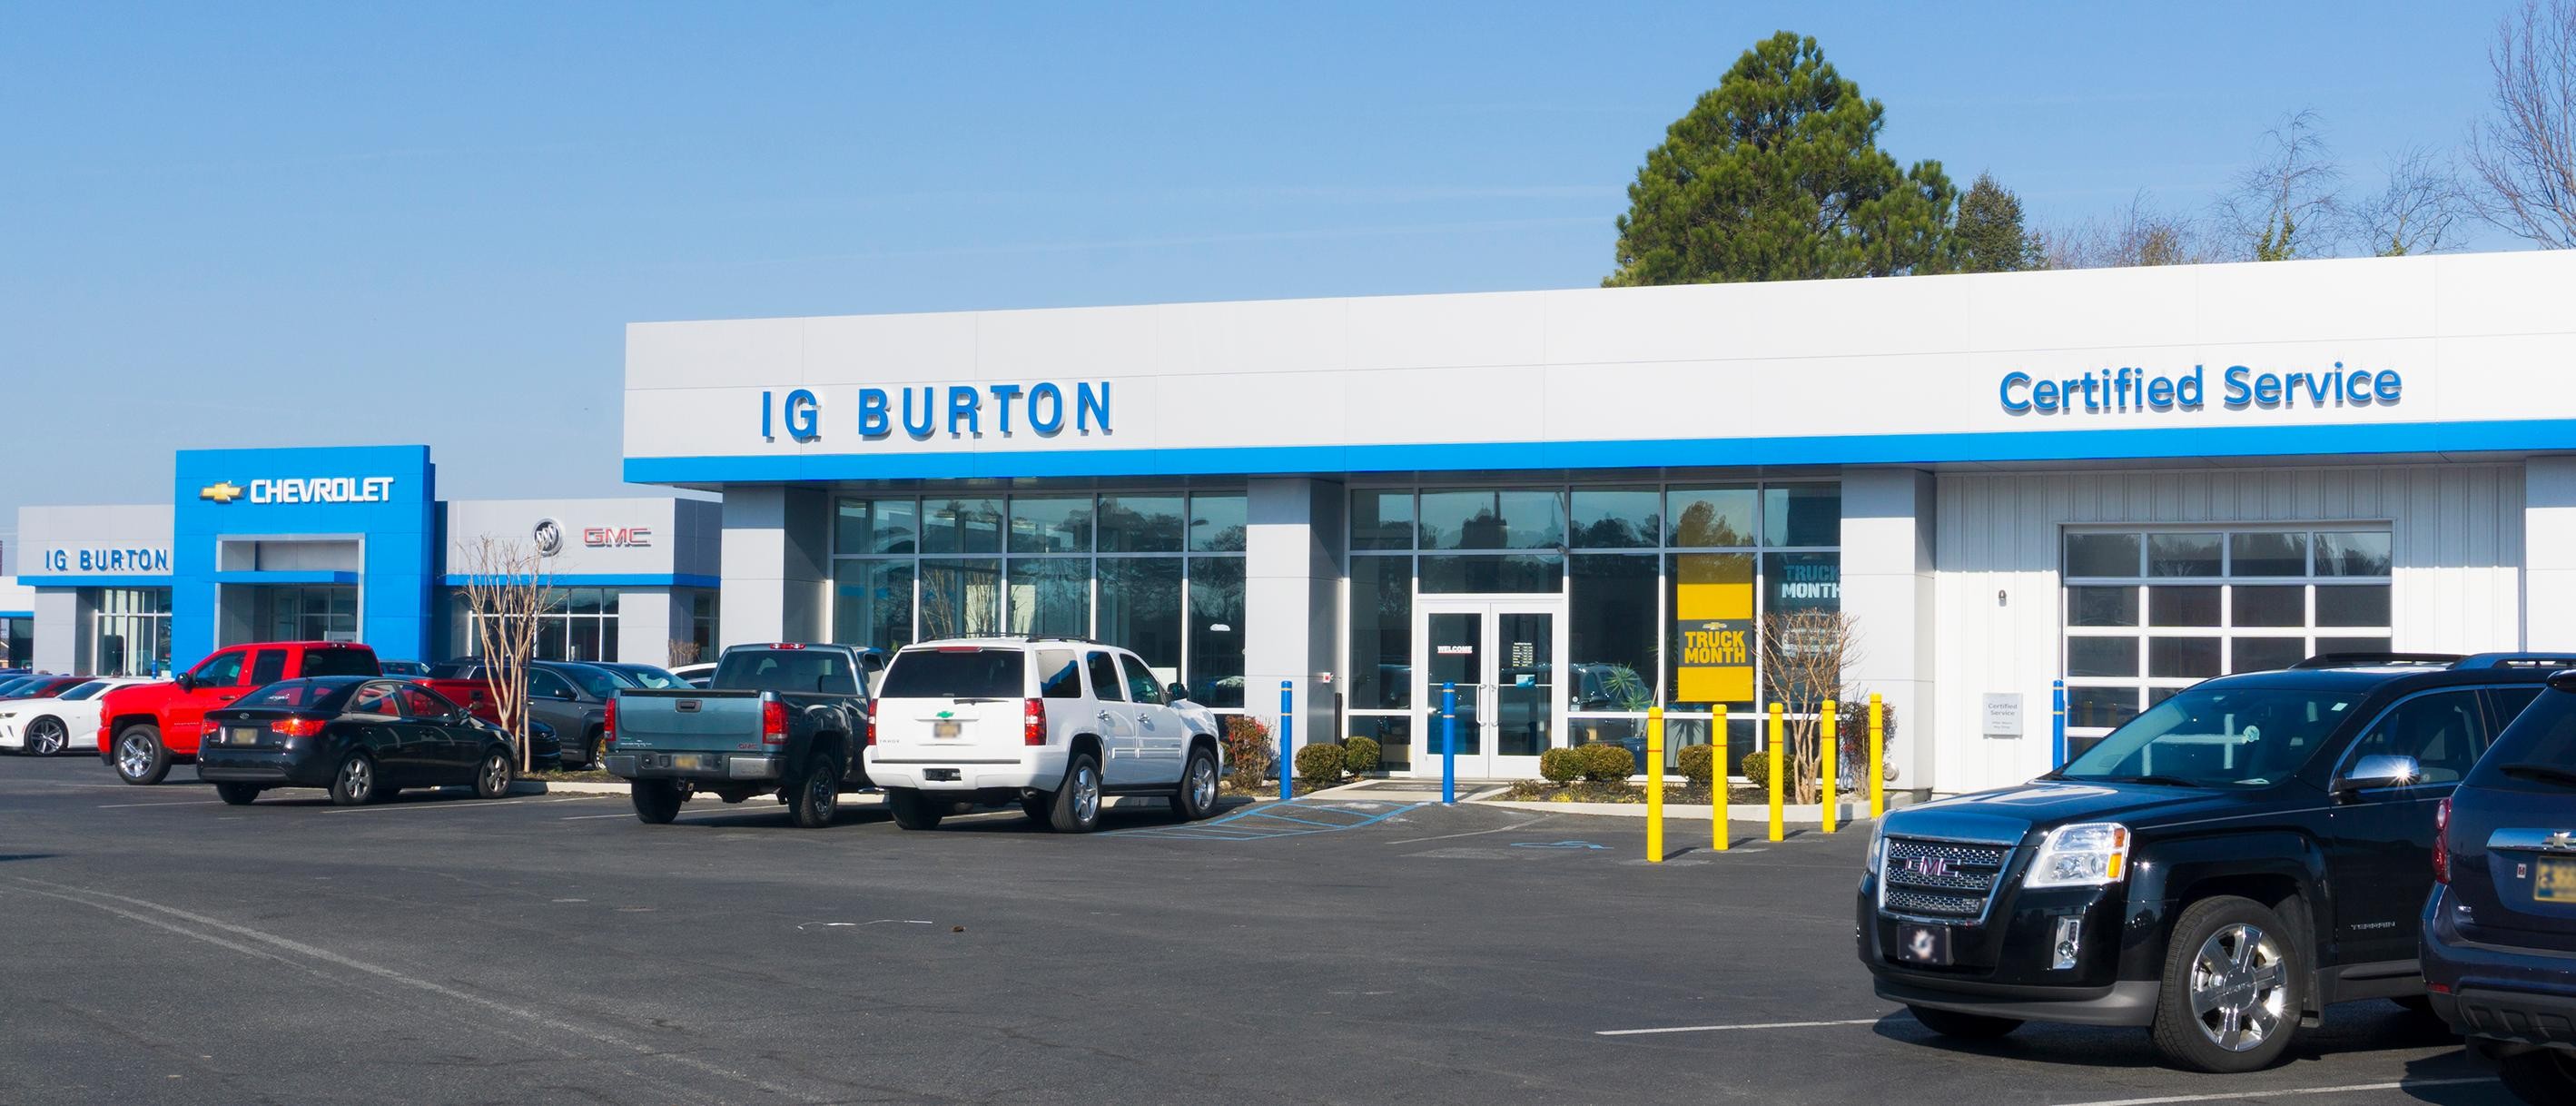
(1950, 173), (2040, 272)
(1605, 31), (1956, 286)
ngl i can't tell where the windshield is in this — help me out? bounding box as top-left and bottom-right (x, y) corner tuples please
(618, 667), (688, 689)
(57, 680), (111, 701)
(558, 666), (627, 698)
(2058, 685), (2357, 787)
(880, 649), (1025, 700)
(239, 680), (359, 712)
(2468, 686), (2576, 790)
(715, 649), (862, 696)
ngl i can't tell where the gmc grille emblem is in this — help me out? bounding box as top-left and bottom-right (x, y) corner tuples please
(1902, 856), (1951, 878)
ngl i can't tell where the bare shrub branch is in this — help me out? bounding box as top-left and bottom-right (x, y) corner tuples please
(2470, 0), (2576, 247)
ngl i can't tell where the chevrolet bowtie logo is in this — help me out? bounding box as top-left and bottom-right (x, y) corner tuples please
(198, 481), (244, 503)
(2548, 831), (2576, 852)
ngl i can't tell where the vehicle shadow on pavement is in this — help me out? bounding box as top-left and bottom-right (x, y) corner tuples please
(2400, 1052), (2512, 1103)
(1870, 1002), (2471, 1071)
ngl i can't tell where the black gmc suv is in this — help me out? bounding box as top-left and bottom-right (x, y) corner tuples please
(1859, 653), (2575, 1073)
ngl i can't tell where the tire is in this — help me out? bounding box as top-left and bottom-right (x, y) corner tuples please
(2149, 895), (2303, 1073)
(1048, 753), (1103, 834)
(2499, 1049), (2576, 1105)
(329, 754), (380, 806)
(472, 750), (514, 800)
(1022, 793), (1050, 824)
(1906, 1004), (2023, 1040)
(581, 730), (604, 770)
(27, 717), (68, 756)
(786, 754), (842, 829)
(1170, 745), (1219, 821)
(887, 788), (945, 831)
(213, 782), (262, 806)
(114, 724), (171, 785)
(631, 778), (685, 824)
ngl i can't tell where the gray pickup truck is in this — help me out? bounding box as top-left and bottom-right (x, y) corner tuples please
(603, 643), (883, 827)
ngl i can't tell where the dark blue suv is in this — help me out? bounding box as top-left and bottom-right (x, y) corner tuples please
(2423, 670), (2576, 1103)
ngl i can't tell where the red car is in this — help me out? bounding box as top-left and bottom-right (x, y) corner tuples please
(99, 641), (379, 785)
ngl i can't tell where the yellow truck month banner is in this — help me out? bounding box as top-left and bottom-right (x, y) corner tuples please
(1674, 553), (1754, 704)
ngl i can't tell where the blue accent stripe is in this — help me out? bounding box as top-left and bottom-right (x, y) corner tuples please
(211, 570), (360, 585)
(624, 417), (2576, 484)
(0, 610), (32, 619)
(18, 576), (176, 588)
(438, 573), (720, 588)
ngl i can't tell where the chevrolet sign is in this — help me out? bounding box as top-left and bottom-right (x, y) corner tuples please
(199, 477), (400, 505)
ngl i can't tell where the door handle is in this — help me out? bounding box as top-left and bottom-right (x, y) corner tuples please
(1097, 710), (1113, 722)
(1138, 714), (1155, 729)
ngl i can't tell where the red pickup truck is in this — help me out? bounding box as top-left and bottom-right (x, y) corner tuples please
(100, 641), (380, 785)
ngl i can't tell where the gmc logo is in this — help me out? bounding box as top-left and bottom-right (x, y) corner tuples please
(1901, 856), (1952, 879)
(583, 527), (653, 548)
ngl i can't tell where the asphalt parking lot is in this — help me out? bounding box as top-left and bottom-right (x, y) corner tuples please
(0, 755), (2518, 1106)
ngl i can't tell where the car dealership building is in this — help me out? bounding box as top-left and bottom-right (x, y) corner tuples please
(626, 250), (2576, 795)
(10, 445), (719, 677)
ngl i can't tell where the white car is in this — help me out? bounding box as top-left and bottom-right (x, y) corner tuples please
(864, 637), (1222, 833)
(0, 677), (153, 755)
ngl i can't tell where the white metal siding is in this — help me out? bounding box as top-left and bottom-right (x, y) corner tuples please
(1931, 463), (2524, 794)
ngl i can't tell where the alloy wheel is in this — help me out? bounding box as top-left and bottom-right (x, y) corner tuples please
(1189, 758), (1217, 810)
(117, 735), (153, 778)
(480, 755), (509, 795)
(1073, 765), (1100, 823)
(808, 771), (836, 816)
(2187, 923), (2288, 1052)
(341, 757), (371, 799)
(31, 719), (65, 755)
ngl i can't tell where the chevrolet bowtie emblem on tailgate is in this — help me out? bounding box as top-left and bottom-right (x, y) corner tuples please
(198, 481), (244, 503)
(2546, 831), (2576, 852)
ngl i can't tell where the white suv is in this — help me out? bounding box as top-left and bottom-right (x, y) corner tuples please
(864, 638), (1224, 833)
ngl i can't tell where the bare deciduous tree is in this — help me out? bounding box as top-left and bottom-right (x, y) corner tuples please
(2357, 146), (2472, 256)
(2216, 109), (2344, 261)
(1760, 607), (1863, 805)
(2470, 0), (2576, 247)
(667, 638), (702, 668)
(458, 536), (556, 772)
(2040, 193), (2210, 270)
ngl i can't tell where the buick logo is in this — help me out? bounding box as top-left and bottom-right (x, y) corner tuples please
(533, 518), (564, 558)
(1902, 856), (1952, 878)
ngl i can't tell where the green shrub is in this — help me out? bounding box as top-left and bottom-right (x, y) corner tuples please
(1294, 741), (1347, 785)
(1740, 749), (1774, 785)
(1538, 746), (1585, 783)
(1221, 716), (1274, 791)
(1342, 736), (1383, 775)
(1675, 744), (1716, 785)
(1576, 743), (1636, 782)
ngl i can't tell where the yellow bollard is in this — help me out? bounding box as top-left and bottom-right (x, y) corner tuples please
(1767, 702), (1785, 842)
(1869, 694), (1885, 821)
(1646, 706), (1665, 864)
(1712, 703), (1729, 852)
(1821, 699), (1839, 834)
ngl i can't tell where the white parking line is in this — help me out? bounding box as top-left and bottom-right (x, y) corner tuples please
(2047, 1077), (2494, 1106)
(323, 796), (608, 814)
(1595, 1017), (1884, 1036)
(94, 800), (226, 809)
(562, 812), (637, 821)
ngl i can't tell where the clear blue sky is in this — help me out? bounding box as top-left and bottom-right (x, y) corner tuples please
(0, 1), (2531, 566)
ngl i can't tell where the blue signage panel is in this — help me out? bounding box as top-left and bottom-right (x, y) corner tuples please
(171, 445), (436, 670)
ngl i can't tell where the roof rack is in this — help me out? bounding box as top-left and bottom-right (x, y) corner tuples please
(2286, 652), (2464, 669)
(2452, 653), (2576, 670)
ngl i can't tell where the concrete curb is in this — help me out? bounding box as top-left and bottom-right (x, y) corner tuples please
(1474, 798), (1872, 824)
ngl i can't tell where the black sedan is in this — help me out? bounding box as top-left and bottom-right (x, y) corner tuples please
(195, 677), (518, 806)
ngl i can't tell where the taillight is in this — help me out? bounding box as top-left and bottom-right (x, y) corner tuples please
(2433, 795), (2453, 884)
(1023, 697), (1046, 746)
(603, 696), (617, 748)
(864, 711), (877, 746)
(271, 716), (325, 738)
(762, 696), (787, 746)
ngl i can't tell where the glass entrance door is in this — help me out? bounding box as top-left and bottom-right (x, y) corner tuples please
(1414, 598), (1561, 778)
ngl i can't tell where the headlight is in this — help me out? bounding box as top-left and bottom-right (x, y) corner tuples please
(2023, 822), (2131, 888)
(1866, 821), (1889, 875)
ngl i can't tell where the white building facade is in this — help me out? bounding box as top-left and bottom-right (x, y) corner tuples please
(627, 251), (2576, 794)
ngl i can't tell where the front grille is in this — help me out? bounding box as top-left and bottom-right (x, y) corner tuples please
(1880, 837), (2013, 921)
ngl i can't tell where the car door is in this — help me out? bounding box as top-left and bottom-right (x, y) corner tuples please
(524, 667), (585, 741)
(1118, 652), (1185, 783)
(1082, 650), (1137, 783)
(173, 648), (258, 746)
(399, 685), (477, 783)
(2324, 687), (2492, 964)
(343, 681), (419, 784)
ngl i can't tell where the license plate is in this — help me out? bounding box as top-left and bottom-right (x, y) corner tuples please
(2538, 858), (2576, 903)
(1896, 924), (1953, 965)
(933, 720), (962, 739)
(666, 753), (712, 771)
(228, 726), (259, 746)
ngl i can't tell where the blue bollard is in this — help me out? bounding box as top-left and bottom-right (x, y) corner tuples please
(2051, 678), (2068, 766)
(1278, 680), (1294, 803)
(1441, 683), (1457, 805)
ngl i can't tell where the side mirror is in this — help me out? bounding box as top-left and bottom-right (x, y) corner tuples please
(173, 673), (196, 693)
(1167, 683), (1192, 703)
(2335, 754), (2423, 796)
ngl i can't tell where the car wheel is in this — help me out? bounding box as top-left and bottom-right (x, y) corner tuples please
(2500, 1048), (2576, 1105)
(786, 754), (841, 829)
(2149, 895), (2303, 1072)
(473, 750), (514, 800)
(1905, 1005), (2022, 1039)
(1049, 753), (1103, 834)
(583, 729), (604, 770)
(329, 754), (380, 806)
(213, 782), (262, 806)
(28, 717), (68, 756)
(1170, 745), (1219, 821)
(631, 779), (685, 824)
(887, 788), (945, 831)
(114, 725), (171, 785)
